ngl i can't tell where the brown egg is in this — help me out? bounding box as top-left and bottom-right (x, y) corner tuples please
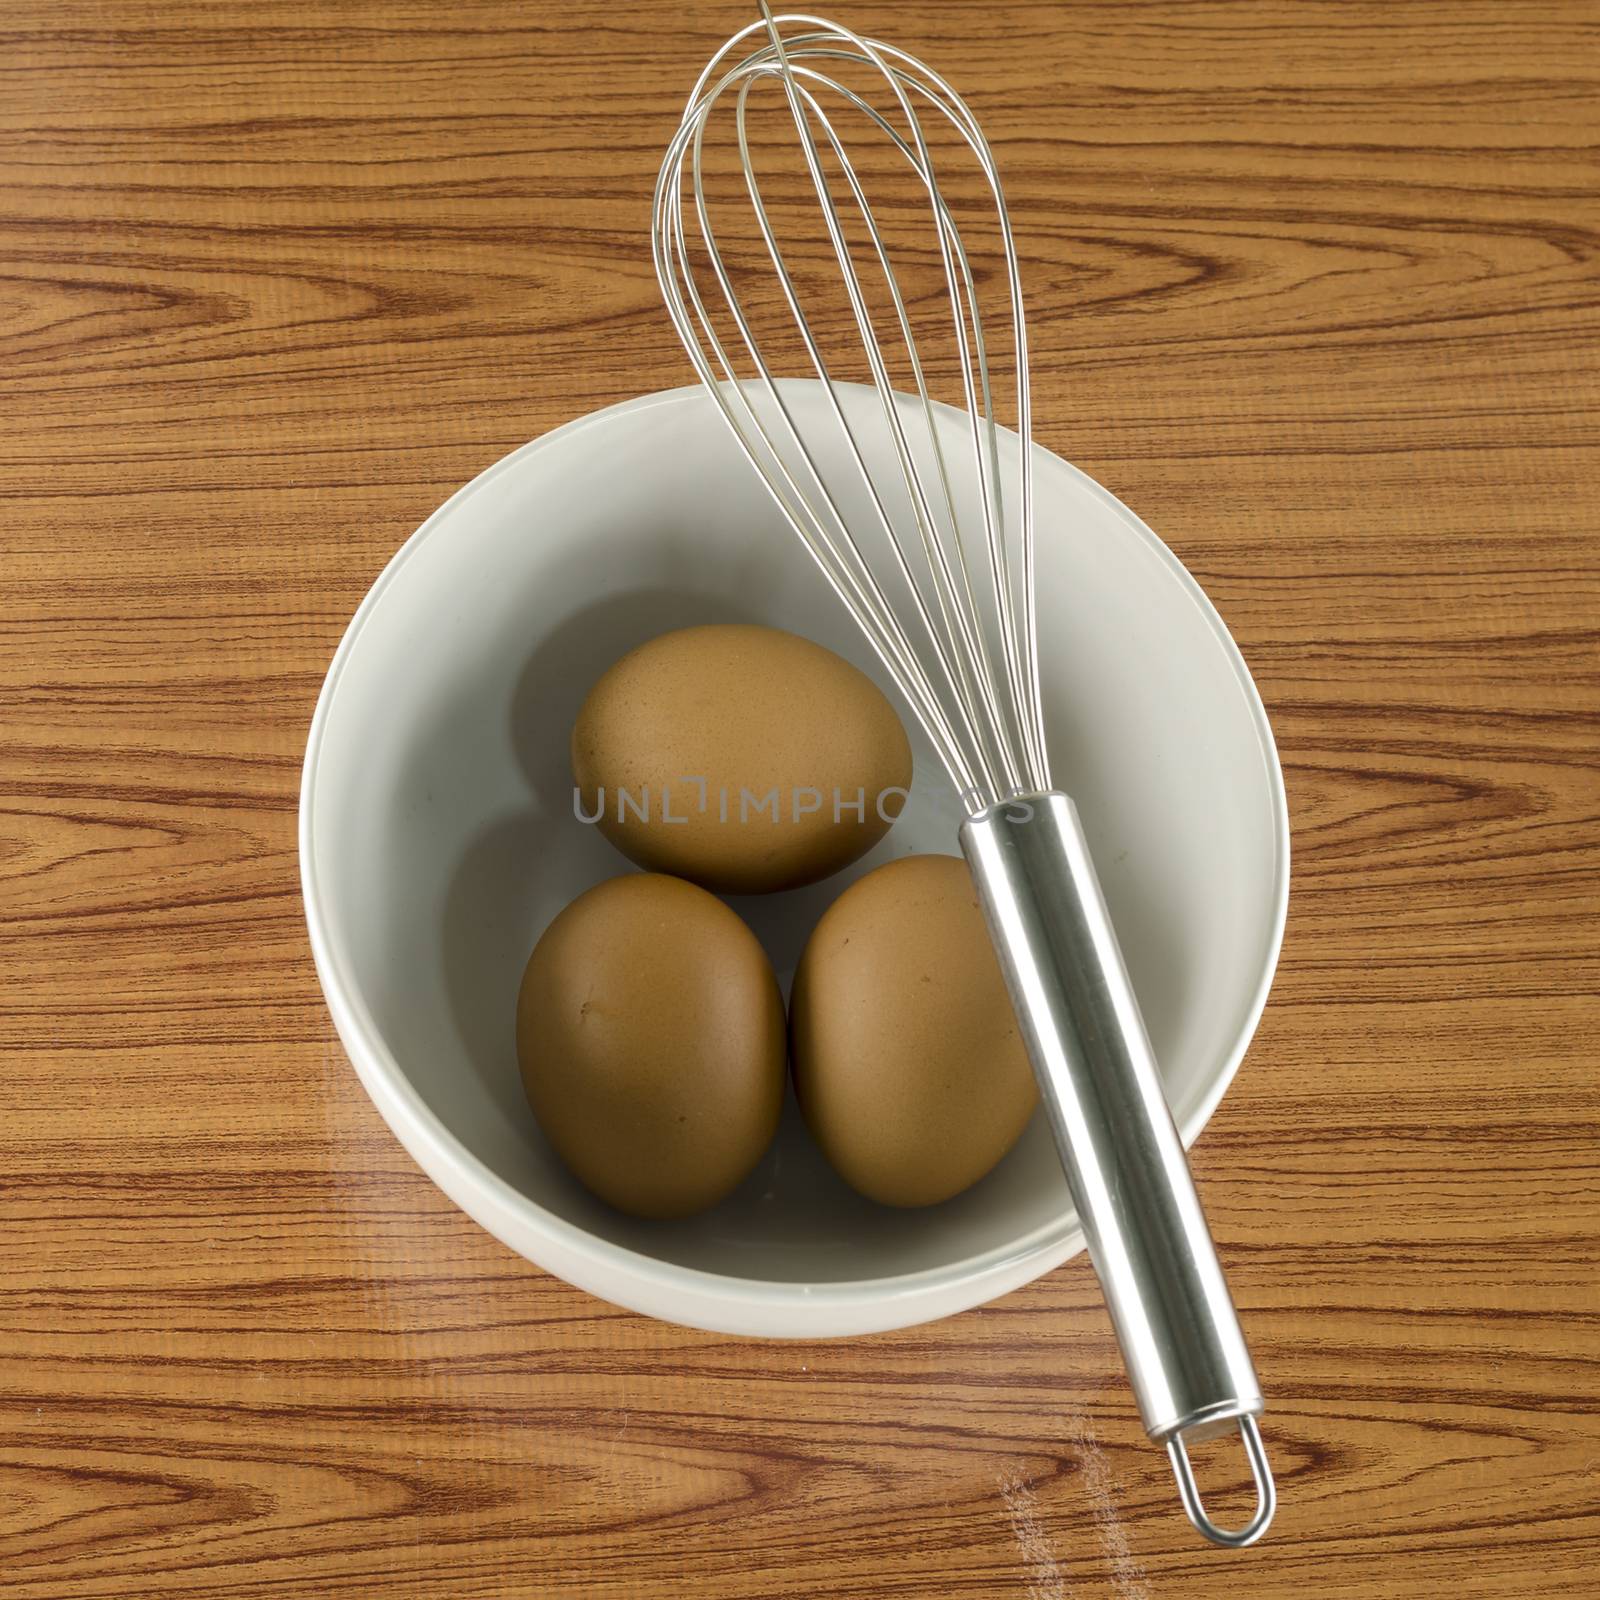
(790, 854), (1038, 1207)
(516, 873), (785, 1219)
(571, 624), (912, 894)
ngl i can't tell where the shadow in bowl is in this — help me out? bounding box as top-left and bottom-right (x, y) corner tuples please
(429, 587), (758, 1163)
(407, 580), (1054, 1281)
(508, 585), (756, 808)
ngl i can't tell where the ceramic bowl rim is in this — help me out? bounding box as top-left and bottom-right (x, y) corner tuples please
(298, 383), (1290, 1327)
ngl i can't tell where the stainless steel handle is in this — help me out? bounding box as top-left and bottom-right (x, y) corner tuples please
(960, 790), (1275, 1548)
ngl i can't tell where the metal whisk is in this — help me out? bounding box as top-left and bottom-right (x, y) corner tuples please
(653, 5), (1276, 1547)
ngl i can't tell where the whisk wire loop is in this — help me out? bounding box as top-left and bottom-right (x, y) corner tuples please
(662, 112), (973, 791)
(654, 7), (1051, 811)
(662, 68), (980, 793)
(743, 55), (1019, 798)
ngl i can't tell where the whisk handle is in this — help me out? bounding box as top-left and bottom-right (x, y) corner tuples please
(960, 792), (1273, 1547)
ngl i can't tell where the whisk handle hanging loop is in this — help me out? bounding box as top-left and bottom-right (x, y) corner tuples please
(960, 792), (1274, 1548)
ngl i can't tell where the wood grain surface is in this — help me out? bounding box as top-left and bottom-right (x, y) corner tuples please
(4, 1), (1599, 1594)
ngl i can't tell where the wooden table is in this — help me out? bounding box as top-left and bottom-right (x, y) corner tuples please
(4, 3), (1598, 1594)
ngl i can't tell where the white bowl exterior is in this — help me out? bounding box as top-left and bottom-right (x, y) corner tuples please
(300, 385), (1288, 1338)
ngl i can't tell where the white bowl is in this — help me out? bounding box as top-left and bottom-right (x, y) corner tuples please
(299, 383), (1288, 1338)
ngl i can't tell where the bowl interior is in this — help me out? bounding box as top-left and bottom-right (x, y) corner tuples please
(304, 385), (1282, 1289)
